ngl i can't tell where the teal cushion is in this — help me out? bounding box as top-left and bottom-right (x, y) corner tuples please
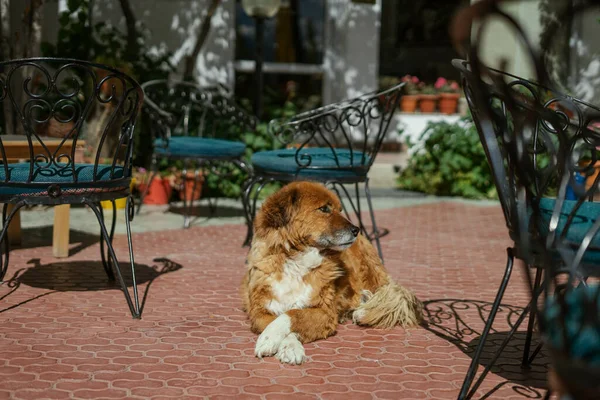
(251, 148), (369, 179)
(0, 163), (124, 195)
(154, 137), (246, 158)
(0, 162), (123, 183)
(538, 198), (600, 264)
(543, 284), (600, 366)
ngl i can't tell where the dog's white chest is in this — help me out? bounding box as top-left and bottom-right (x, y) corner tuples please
(266, 248), (323, 316)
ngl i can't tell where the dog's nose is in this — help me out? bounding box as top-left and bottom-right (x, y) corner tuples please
(351, 225), (360, 237)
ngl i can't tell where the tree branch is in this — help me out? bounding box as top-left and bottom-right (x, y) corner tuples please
(183, 0), (222, 80)
(118, 0), (138, 59)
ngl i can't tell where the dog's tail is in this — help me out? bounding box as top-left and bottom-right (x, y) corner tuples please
(352, 280), (423, 329)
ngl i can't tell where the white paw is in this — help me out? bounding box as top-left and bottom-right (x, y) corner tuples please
(276, 334), (305, 365)
(352, 307), (366, 325)
(255, 314), (291, 358)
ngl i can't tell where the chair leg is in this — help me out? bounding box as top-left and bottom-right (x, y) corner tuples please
(87, 199), (141, 319)
(0, 202), (23, 281)
(136, 156), (158, 216)
(124, 196), (141, 317)
(458, 248), (515, 400)
(241, 176), (259, 247)
(244, 177), (272, 247)
(363, 178), (384, 263)
(99, 201), (116, 281)
(522, 266), (543, 368)
(181, 168), (202, 229)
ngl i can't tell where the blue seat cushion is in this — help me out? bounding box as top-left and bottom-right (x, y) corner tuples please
(251, 148), (369, 179)
(543, 284), (600, 366)
(155, 137), (246, 158)
(538, 198), (600, 264)
(0, 163), (125, 195)
(0, 162), (123, 183)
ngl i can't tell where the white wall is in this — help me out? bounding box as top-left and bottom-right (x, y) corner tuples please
(15, 0), (236, 87)
(472, 0), (542, 80)
(322, 0), (381, 104)
(571, 6), (600, 103)
(94, 0), (235, 87)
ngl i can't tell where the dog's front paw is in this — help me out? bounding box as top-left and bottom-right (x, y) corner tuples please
(352, 307), (367, 325)
(276, 333), (305, 365)
(255, 314), (291, 358)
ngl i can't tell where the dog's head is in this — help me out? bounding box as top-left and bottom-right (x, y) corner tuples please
(255, 181), (360, 251)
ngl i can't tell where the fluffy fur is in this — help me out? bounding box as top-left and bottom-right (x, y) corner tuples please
(241, 181), (423, 364)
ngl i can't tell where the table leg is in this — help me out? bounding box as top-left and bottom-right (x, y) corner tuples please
(53, 204), (70, 258)
(6, 204), (21, 246)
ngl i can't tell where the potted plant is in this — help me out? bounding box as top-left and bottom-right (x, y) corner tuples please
(435, 78), (461, 114)
(137, 168), (174, 206)
(400, 75), (420, 113)
(418, 83), (438, 113)
(175, 170), (204, 202)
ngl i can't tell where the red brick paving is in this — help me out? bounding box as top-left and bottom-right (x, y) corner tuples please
(0, 203), (551, 399)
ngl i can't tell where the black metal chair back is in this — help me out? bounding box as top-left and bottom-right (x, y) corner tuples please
(0, 58), (143, 201)
(142, 80), (256, 150)
(266, 83), (403, 178)
(453, 3), (600, 397)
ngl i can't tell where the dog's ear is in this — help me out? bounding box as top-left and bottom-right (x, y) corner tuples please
(260, 186), (299, 230)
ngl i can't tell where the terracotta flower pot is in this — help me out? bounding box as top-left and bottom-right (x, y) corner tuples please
(578, 160), (600, 200)
(418, 94), (439, 113)
(400, 95), (419, 113)
(178, 172), (204, 202)
(141, 176), (172, 205)
(438, 93), (460, 115)
(548, 102), (575, 119)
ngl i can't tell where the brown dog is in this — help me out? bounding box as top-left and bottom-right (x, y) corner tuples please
(241, 181), (422, 364)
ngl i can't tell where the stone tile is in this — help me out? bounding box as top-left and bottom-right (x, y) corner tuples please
(0, 203), (550, 399)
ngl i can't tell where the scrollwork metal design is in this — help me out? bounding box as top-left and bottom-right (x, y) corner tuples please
(0, 58), (144, 199)
(266, 83), (403, 174)
(142, 80), (257, 145)
(453, 1), (600, 398)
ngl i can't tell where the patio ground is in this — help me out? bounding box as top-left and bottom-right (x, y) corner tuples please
(0, 195), (551, 399)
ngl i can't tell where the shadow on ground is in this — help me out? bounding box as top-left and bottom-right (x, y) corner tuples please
(423, 298), (550, 398)
(0, 258), (182, 315)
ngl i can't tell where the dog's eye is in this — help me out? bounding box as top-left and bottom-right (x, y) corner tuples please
(318, 205), (331, 213)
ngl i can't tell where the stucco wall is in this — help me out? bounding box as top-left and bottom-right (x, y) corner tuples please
(322, 0), (381, 104)
(472, 0), (542, 80)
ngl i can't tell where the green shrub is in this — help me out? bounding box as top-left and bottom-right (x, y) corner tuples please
(397, 115), (497, 199)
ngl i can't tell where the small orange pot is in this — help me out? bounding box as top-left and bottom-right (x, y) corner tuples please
(578, 160), (600, 195)
(548, 102), (575, 119)
(178, 173), (204, 202)
(439, 93), (460, 115)
(419, 95), (439, 113)
(400, 95), (419, 113)
(141, 177), (172, 205)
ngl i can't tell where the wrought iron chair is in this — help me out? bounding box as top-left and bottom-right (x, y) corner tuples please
(139, 80), (256, 228)
(453, 3), (600, 398)
(0, 58), (144, 318)
(458, 61), (600, 400)
(243, 84), (403, 262)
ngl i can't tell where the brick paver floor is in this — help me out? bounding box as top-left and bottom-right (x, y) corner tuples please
(0, 202), (551, 399)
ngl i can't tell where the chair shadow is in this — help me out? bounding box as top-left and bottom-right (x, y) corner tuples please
(15, 226), (100, 258)
(423, 298), (550, 396)
(0, 257), (182, 316)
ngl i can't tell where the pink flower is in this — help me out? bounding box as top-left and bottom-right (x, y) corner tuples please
(450, 81), (460, 90)
(434, 77), (447, 89)
(411, 76), (419, 83)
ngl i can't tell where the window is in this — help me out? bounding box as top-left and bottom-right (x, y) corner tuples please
(235, 0), (325, 65)
(379, 0), (469, 81)
(234, 0), (325, 108)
